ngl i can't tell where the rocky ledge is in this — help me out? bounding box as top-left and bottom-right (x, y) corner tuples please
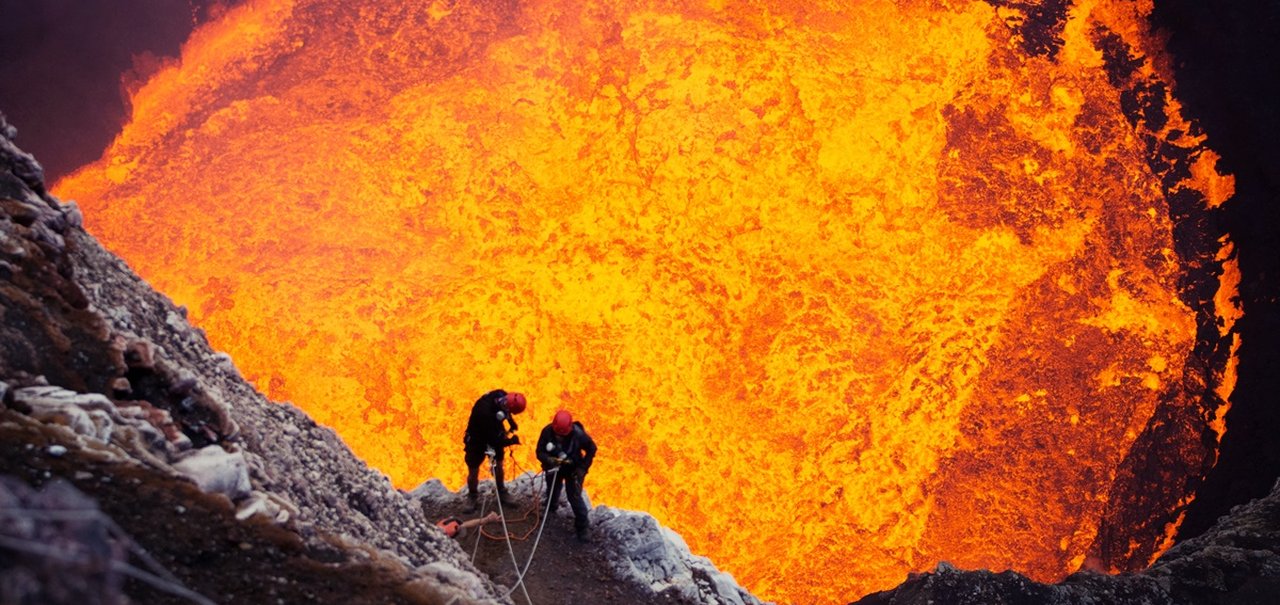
(0, 112), (761, 605)
(4, 107), (1279, 604)
(851, 475), (1280, 605)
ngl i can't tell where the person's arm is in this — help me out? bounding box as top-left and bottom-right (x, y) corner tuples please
(504, 411), (519, 434)
(484, 391), (515, 429)
(502, 413), (520, 445)
(482, 391), (519, 445)
(536, 427), (556, 467)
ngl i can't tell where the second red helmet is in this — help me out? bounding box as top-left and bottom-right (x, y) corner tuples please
(552, 410), (573, 436)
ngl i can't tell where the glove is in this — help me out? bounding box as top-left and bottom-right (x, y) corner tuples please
(554, 456), (570, 466)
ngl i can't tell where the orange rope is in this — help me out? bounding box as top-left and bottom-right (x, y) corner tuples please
(479, 445), (547, 541)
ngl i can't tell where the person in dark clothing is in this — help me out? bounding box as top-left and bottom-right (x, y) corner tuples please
(463, 389), (526, 512)
(536, 409), (597, 542)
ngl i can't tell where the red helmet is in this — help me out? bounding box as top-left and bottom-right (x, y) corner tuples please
(552, 410), (573, 436)
(506, 392), (526, 414)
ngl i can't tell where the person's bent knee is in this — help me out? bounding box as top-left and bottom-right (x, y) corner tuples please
(464, 449), (487, 469)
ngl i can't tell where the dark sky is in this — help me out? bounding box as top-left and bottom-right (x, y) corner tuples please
(0, 0), (1277, 543)
(1149, 0), (1280, 538)
(0, 0), (224, 180)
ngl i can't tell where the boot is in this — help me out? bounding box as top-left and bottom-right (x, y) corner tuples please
(494, 462), (518, 510)
(575, 526), (591, 544)
(463, 472), (480, 513)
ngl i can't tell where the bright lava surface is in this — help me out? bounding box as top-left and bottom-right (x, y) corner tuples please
(54, 0), (1238, 601)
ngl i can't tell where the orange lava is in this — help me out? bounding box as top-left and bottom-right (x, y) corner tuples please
(54, 0), (1238, 601)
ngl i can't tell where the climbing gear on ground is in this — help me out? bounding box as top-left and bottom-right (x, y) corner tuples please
(437, 517), (463, 538)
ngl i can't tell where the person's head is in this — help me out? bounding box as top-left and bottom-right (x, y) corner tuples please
(505, 392), (526, 414)
(552, 409), (573, 436)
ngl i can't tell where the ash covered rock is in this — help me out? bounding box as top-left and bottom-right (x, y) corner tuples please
(0, 113), (45, 193)
(850, 561), (1165, 605)
(2, 111), (772, 605)
(1, 113), (509, 604)
(1145, 478), (1280, 604)
(593, 505), (764, 605)
(850, 481), (1280, 605)
(0, 476), (127, 605)
(411, 471), (768, 605)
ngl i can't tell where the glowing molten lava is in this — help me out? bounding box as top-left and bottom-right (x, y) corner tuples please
(55, 0), (1239, 601)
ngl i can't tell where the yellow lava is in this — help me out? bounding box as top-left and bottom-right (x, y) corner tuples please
(55, 0), (1236, 601)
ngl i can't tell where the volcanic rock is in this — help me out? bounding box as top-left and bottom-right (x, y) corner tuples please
(1, 111), (762, 604)
(5, 100), (1279, 603)
(0, 476), (128, 605)
(592, 505), (762, 605)
(850, 480), (1280, 604)
(1, 111), (506, 604)
(411, 473), (766, 605)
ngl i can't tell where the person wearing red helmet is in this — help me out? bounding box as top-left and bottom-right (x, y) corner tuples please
(536, 409), (597, 542)
(462, 389), (526, 512)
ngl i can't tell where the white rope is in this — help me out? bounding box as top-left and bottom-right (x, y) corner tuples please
(468, 494), (490, 565)
(500, 466), (559, 601)
(442, 457), (563, 603)
(491, 456), (534, 605)
(447, 457), (498, 605)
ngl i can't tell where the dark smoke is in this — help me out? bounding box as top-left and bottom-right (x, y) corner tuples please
(1150, 0), (1280, 541)
(0, 1), (234, 181)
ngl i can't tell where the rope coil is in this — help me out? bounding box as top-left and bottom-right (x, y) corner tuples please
(455, 445), (564, 605)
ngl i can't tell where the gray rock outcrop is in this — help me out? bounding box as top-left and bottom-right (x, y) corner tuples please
(5, 102), (1279, 604)
(593, 505), (763, 605)
(1, 111), (508, 604)
(851, 479), (1280, 605)
(3, 110), (771, 605)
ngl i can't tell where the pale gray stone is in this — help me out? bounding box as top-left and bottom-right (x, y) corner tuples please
(14, 387), (120, 443)
(172, 446), (252, 501)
